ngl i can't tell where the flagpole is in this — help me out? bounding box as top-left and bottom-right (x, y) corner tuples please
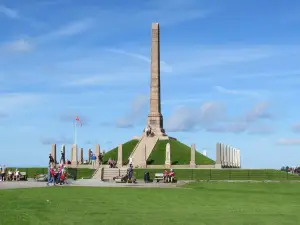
(74, 119), (77, 145)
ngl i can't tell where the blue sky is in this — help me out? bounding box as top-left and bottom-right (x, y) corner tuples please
(0, 0), (300, 168)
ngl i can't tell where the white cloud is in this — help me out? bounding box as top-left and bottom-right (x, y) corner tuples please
(0, 93), (40, 114)
(107, 48), (173, 73)
(277, 138), (300, 146)
(37, 18), (94, 42)
(166, 101), (273, 133)
(166, 102), (225, 132)
(0, 5), (19, 19)
(245, 102), (272, 122)
(213, 86), (262, 97)
(4, 39), (32, 52)
(40, 136), (73, 145)
(291, 123), (300, 133)
(116, 95), (148, 128)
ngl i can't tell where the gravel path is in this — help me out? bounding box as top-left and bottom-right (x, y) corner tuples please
(0, 179), (186, 190)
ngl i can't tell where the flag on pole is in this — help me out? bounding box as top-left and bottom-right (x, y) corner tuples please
(75, 116), (82, 127)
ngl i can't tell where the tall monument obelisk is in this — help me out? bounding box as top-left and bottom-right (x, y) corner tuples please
(147, 23), (166, 136)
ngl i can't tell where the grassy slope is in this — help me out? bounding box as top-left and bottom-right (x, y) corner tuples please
(102, 139), (139, 165)
(2, 183), (300, 224)
(147, 139), (215, 165)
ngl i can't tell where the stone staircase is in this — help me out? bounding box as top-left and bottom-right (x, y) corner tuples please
(92, 167), (102, 179)
(130, 134), (158, 168)
(102, 168), (128, 180)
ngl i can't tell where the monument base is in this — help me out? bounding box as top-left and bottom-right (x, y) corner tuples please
(189, 162), (196, 168)
(165, 162), (171, 169)
(214, 164), (222, 169)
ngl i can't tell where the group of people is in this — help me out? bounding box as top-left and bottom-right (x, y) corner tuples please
(163, 169), (176, 183)
(145, 124), (154, 137)
(89, 151), (104, 167)
(0, 165), (23, 181)
(47, 164), (68, 186)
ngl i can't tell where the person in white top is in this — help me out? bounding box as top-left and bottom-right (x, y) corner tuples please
(14, 169), (20, 181)
(129, 157), (133, 167)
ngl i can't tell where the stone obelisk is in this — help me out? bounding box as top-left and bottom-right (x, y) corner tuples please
(147, 23), (166, 136)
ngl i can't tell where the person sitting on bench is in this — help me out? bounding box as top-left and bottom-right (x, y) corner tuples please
(163, 169), (169, 183)
(169, 169), (175, 183)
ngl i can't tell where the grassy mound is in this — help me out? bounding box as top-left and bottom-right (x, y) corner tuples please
(2, 182), (300, 224)
(147, 139), (215, 165)
(102, 139), (139, 165)
(133, 169), (300, 180)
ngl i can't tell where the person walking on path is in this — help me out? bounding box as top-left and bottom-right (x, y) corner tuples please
(91, 154), (97, 168)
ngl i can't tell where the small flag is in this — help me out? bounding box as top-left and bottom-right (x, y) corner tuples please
(75, 116), (82, 127)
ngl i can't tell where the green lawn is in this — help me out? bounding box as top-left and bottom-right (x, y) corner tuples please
(147, 139), (215, 165)
(102, 139), (139, 165)
(2, 182), (300, 225)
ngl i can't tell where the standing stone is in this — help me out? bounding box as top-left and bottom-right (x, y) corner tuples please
(229, 146), (233, 167)
(237, 149), (241, 168)
(70, 146), (73, 163)
(51, 144), (57, 165)
(233, 148), (237, 168)
(117, 144), (123, 168)
(165, 143), (171, 168)
(220, 143), (224, 167)
(71, 144), (78, 165)
(61, 144), (65, 164)
(79, 148), (83, 164)
(190, 144), (196, 168)
(95, 144), (100, 165)
(215, 143), (222, 169)
(223, 144), (228, 167)
(88, 149), (91, 163)
(147, 23), (166, 136)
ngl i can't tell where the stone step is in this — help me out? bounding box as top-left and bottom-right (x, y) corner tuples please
(102, 168), (128, 180)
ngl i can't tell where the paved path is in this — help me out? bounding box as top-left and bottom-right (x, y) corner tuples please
(0, 179), (187, 190)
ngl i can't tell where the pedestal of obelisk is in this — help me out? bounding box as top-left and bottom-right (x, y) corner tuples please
(147, 23), (166, 137)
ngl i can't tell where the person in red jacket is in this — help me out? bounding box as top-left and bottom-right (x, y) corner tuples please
(163, 170), (169, 183)
(169, 169), (175, 183)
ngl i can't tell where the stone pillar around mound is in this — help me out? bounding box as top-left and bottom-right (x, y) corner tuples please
(71, 144), (78, 166)
(190, 144), (196, 168)
(220, 143), (224, 168)
(222, 144), (227, 168)
(237, 149), (241, 168)
(230, 146), (234, 168)
(117, 144), (123, 168)
(80, 148), (83, 164)
(51, 144), (57, 165)
(88, 149), (91, 163)
(70, 146), (73, 163)
(215, 143), (222, 169)
(233, 148), (237, 168)
(61, 144), (65, 164)
(165, 142), (171, 168)
(95, 144), (100, 165)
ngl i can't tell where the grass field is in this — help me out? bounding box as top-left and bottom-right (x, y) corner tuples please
(1, 182), (300, 225)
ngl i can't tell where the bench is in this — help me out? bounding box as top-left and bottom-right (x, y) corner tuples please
(154, 173), (164, 182)
(19, 172), (27, 181)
